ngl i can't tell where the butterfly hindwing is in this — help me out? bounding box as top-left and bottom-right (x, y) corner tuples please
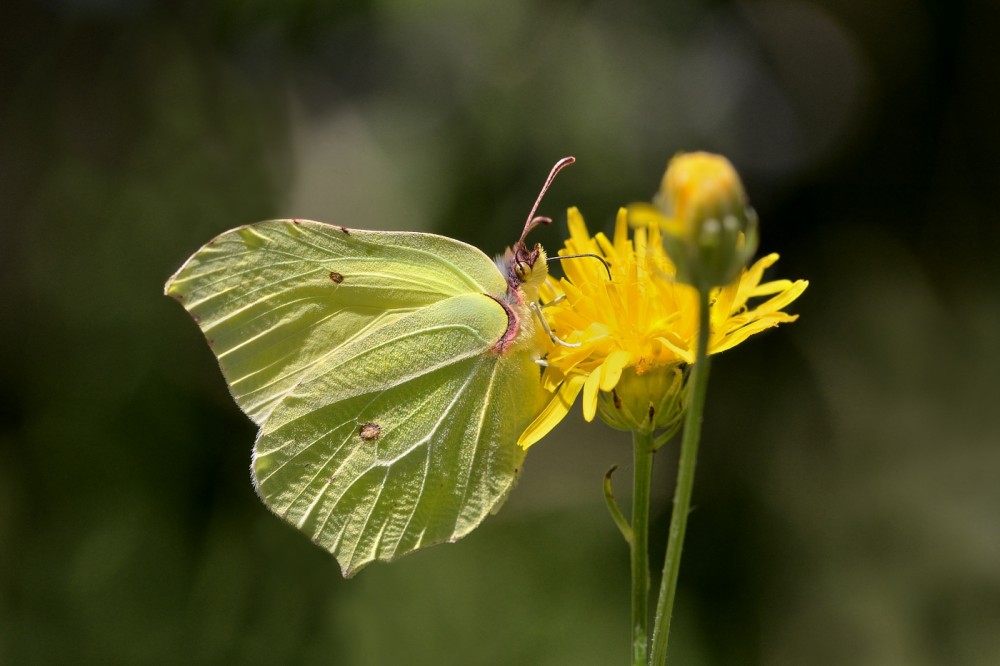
(254, 294), (542, 575)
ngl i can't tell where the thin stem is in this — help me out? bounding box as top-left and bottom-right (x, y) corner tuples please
(650, 287), (712, 666)
(604, 466), (634, 544)
(630, 429), (655, 666)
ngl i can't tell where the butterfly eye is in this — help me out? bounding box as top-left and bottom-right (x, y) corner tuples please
(515, 261), (531, 281)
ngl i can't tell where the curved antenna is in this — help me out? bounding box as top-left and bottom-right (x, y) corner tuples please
(547, 253), (612, 280)
(519, 156), (576, 244)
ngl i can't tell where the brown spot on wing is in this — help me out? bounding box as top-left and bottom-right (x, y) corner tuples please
(359, 422), (381, 442)
(329, 271), (344, 284)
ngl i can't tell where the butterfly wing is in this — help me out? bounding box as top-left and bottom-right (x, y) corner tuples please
(165, 220), (509, 424)
(255, 293), (542, 575)
(165, 220), (544, 575)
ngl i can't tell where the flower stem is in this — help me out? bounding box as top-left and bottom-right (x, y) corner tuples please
(630, 429), (654, 666)
(649, 287), (712, 665)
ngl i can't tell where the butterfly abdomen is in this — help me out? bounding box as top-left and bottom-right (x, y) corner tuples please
(484, 293), (522, 354)
(484, 287), (544, 357)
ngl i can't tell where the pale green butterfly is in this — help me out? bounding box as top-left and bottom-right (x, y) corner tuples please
(165, 157), (575, 576)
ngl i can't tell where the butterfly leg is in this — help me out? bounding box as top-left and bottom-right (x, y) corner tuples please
(529, 301), (580, 348)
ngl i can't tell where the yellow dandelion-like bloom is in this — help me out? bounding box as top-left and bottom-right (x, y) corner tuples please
(518, 207), (808, 448)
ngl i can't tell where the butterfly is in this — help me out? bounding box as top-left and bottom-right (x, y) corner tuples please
(164, 157), (574, 576)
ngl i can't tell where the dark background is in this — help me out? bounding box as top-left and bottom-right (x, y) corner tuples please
(2, 0), (998, 664)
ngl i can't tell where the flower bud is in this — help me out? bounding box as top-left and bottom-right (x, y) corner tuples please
(596, 365), (686, 435)
(654, 152), (758, 290)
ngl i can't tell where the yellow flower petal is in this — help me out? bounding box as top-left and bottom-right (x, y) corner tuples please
(751, 279), (794, 297)
(518, 374), (587, 449)
(613, 208), (629, 247)
(732, 253), (779, 311)
(626, 203), (666, 229)
(712, 314), (799, 353)
(600, 349), (631, 391)
(656, 335), (694, 364)
(582, 367), (603, 422)
(748, 280), (809, 318)
(567, 207), (590, 243)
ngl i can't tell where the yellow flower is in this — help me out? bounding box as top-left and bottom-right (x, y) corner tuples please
(517, 207), (807, 448)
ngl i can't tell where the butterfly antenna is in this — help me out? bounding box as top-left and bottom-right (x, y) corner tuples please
(519, 156), (576, 244)
(547, 253), (612, 280)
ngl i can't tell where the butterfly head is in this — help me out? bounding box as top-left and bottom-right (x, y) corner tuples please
(500, 156), (575, 304)
(500, 234), (549, 304)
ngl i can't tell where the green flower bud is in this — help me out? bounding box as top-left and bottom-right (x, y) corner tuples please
(597, 365), (686, 436)
(654, 152), (758, 290)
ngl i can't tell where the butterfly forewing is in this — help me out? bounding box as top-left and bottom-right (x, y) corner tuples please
(165, 220), (508, 424)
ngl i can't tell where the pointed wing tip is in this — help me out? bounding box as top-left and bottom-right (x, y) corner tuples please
(336, 550), (355, 578)
(163, 273), (182, 298)
(338, 554), (372, 579)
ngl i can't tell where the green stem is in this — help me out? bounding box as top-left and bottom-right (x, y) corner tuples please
(604, 466), (633, 544)
(630, 429), (654, 666)
(649, 287), (712, 666)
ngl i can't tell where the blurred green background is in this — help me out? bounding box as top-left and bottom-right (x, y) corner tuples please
(2, 0), (998, 663)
